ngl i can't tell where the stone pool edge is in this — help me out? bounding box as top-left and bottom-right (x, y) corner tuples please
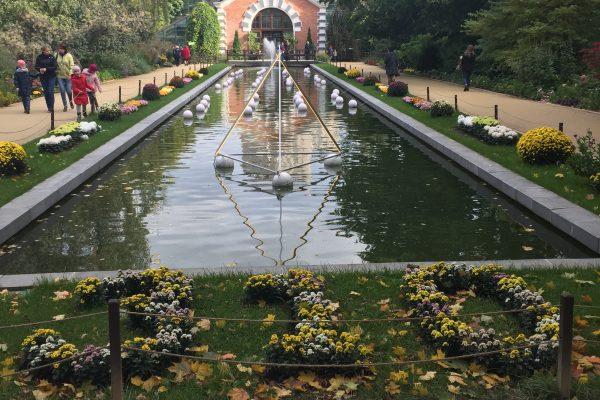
(0, 66), (232, 246)
(312, 65), (600, 255)
(1, 258), (599, 289)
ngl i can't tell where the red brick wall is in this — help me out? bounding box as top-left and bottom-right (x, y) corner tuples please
(223, 0), (320, 51)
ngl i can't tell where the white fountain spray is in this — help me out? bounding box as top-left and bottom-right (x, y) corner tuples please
(263, 38), (276, 61)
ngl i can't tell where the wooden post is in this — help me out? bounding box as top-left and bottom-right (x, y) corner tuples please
(427, 87), (430, 101)
(108, 299), (123, 400)
(50, 109), (55, 130)
(558, 293), (573, 400)
(118, 86), (122, 104)
(454, 94), (458, 112)
(181, 68), (184, 77)
(362, 68), (364, 76)
(153, 76), (156, 85)
(559, 122), (564, 132)
(138, 80), (141, 97)
(164, 73), (167, 85)
(494, 105), (499, 120)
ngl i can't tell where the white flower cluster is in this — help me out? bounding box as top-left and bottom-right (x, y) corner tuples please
(457, 115), (475, 127)
(483, 124), (519, 140)
(78, 121), (100, 134)
(36, 135), (72, 147)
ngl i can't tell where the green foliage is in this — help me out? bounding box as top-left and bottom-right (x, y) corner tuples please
(429, 101), (454, 117)
(315, 50), (330, 63)
(568, 131), (600, 177)
(98, 103), (122, 121)
(516, 127), (575, 165)
(187, 2), (221, 58)
(284, 32), (297, 50)
(232, 30), (242, 58)
(306, 27), (313, 45)
(247, 32), (260, 53)
(464, 0), (600, 87)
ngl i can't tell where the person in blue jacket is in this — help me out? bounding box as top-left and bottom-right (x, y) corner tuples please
(13, 59), (33, 114)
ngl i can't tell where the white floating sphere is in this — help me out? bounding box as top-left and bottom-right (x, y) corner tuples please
(294, 97), (303, 107)
(349, 108), (357, 116)
(253, 93), (260, 101)
(333, 89), (340, 95)
(249, 100), (257, 109)
(183, 119), (194, 127)
(331, 93), (338, 101)
(272, 172), (293, 188)
(244, 106), (253, 116)
(203, 95), (210, 102)
(298, 110), (308, 118)
(252, 82), (258, 88)
(214, 156), (234, 170)
(324, 155), (343, 168)
(195, 103), (206, 113)
(200, 100), (209, 109)
(349, 99), (358, 108)
(182, 110), (193, 119)
(320, 79), (326, 85)
(215, 83), (222, 90)
(298, 103), (308, 112)
(336, 96), (344, 104)
(286, 77), (293, 86)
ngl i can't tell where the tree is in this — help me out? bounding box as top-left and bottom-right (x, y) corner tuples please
(306, 27), (313, 46)
(187, 2), (221, 58)
(247, 31), (260, 53)
(232, 30), (242, 58)
(464, 0), (600, 86)
(284, 32), (297, 50)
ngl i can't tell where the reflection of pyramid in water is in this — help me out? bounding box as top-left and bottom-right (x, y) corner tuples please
(216, 173), (340, 266)
(214, 52), (342, 178)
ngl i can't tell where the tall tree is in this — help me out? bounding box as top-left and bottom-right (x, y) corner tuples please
(187, 2), (221, 57)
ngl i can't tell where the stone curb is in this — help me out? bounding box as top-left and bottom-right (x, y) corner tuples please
(1, 258), (599, 289)
(312, 65), (600, 254)
(0, 67), (232, 246)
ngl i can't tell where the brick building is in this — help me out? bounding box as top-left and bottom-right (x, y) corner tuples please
(214, 0), (327, 54)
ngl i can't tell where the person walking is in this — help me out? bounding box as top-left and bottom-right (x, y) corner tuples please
(35, 46), (58, 113)
(83, 64), (102, 114)
(13, 60), (33, 114)
(181, 45), (191, 65)
(173, 45), (182, 66)
(304, 40), (313, 60)
(458, 45), (476, 91)
(70, 66), (93, 121)
(56, 44), (75, 111)
(384, 48), (399, 85)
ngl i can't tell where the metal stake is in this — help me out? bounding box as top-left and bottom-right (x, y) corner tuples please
(278, 51), (282, 172)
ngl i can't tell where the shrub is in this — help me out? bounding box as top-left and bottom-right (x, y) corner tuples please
(363, 76), (380, 86)
(0, 90), (19, 107)
(142, 83), (160, 101)
(187, 2), (221, 57)
(185, 70), (201, 80)
(344, 68), (361, 79)
(590, 173), (600, 192)
(517, 127), (575, 165)
(387, 81), (408, 97)
(200, 67), (209, 75)
(169, 76), (185, 88)
(429, 101), (454, 117)
(0, 141), (27, 175)
(567, 131), (600, 177)
(337, 67), (347, 74)
(315, 51), (329, 63)
(98, 103), (122, 121)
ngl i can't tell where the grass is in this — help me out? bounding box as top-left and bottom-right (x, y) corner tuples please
(317, 63), (600, 217)
(0, 266), (598, 399)
(0, 64), (228, 208)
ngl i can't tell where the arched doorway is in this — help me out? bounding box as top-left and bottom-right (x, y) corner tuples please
(251, 8), (293, 47)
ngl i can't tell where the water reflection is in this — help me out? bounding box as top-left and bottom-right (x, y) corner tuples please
(0, 68), (594, 274)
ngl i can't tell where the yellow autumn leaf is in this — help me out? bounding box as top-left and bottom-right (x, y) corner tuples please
(385, 381), (401, 395)
(392, 346), (406, 359)
(419, 371), (437, 381)
(389, 370), (409, 384)
(251, 364), (266, 374)
(448, 384), (460, 394)
(215, 319), (226, 328)
(575, 315), (589, 328)
(297, 371), (322, 389)
(130, 376), (144, 387)
(227, 387), (250, 400)
(448, 373), (467, 386)
(236, 364), (253, 374)
(197, 319), (211, 331)
(262, 314), (276, 328)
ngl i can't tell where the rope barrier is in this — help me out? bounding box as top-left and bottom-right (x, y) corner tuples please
(575, 338), (600, 344)
(574, 304), (600, 310)
(0, 346), (109, 379)
(0, 311), (107, 330)
(121, 307), (532, 325)
(123, 341), (553, 369)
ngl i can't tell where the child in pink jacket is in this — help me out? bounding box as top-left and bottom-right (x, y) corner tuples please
(83, 64), (102, 114)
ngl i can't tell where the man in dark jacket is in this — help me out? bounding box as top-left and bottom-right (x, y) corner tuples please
(13, 59), (33, 114)
(384, 49), (399, 85)
(173, 45), (181, 66)
(35, 46), (58, 112)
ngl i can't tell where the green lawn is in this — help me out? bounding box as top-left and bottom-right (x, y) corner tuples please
(0, 266), (598, 399)
(317, 64), (600, 217)
(0, 64), (227, 208)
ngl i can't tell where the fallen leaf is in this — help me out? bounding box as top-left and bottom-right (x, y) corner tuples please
(52, 314), (65, 321)
(215, 319), (226, 328)
(522, 246), (533, 252)
(389, 370), (409, 384)
(575, 315), (589, 328)
(392, 346), (406, 359)
(298, 371), (323, 389)
(581, 294), (593, 304)
(349, 291), (361, 296)
(262, 314), (276, 328)
(236, 364), (253, 374)
(385, 381), (401, 395)
(448, 384), (460, 394)
(220, 353), (236, 360)
(197, 319), (211, 331)
(189, 345), (209, 353)
(419, 371), (437, 381)
(448, 373), (467, 386)
(227, 388), (250, 400)
(52, 291), (71, 301)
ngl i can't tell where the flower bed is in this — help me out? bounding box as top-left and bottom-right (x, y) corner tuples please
(0, 141), (27, 176)
(344, 68), (361, 79)
(19, 267), (196, 385)
(184, 70), (202, 80)
(457, 115), (520, 145)
(403, 96), (433, 111)
(244, 269), (371, 373)
(159, 86), (175, 96)
(402, 263), (559, 376)
(37, 122), (101, 153)
(517, 127), (575, 164)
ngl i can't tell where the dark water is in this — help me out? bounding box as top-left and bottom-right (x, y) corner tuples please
(0, 68), (594, 274)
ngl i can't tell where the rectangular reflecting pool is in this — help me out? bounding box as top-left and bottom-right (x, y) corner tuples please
(0, 67), (596, 274)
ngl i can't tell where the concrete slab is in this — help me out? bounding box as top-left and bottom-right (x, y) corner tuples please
(312, 65), (600, 255)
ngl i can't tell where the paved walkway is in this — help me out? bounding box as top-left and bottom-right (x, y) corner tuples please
(0, 63), (205, 145)
(345, 62), (600, 139)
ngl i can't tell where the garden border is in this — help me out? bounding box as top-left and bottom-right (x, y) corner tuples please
(1, 258), (600, 289)
(0, 66), (232, 246)
(311, 65), (600, 255)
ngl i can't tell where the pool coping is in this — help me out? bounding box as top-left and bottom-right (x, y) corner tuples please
(311, 65), (600, 255)
(1, 258), (599, 289)
(0, 67), (232, 246)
